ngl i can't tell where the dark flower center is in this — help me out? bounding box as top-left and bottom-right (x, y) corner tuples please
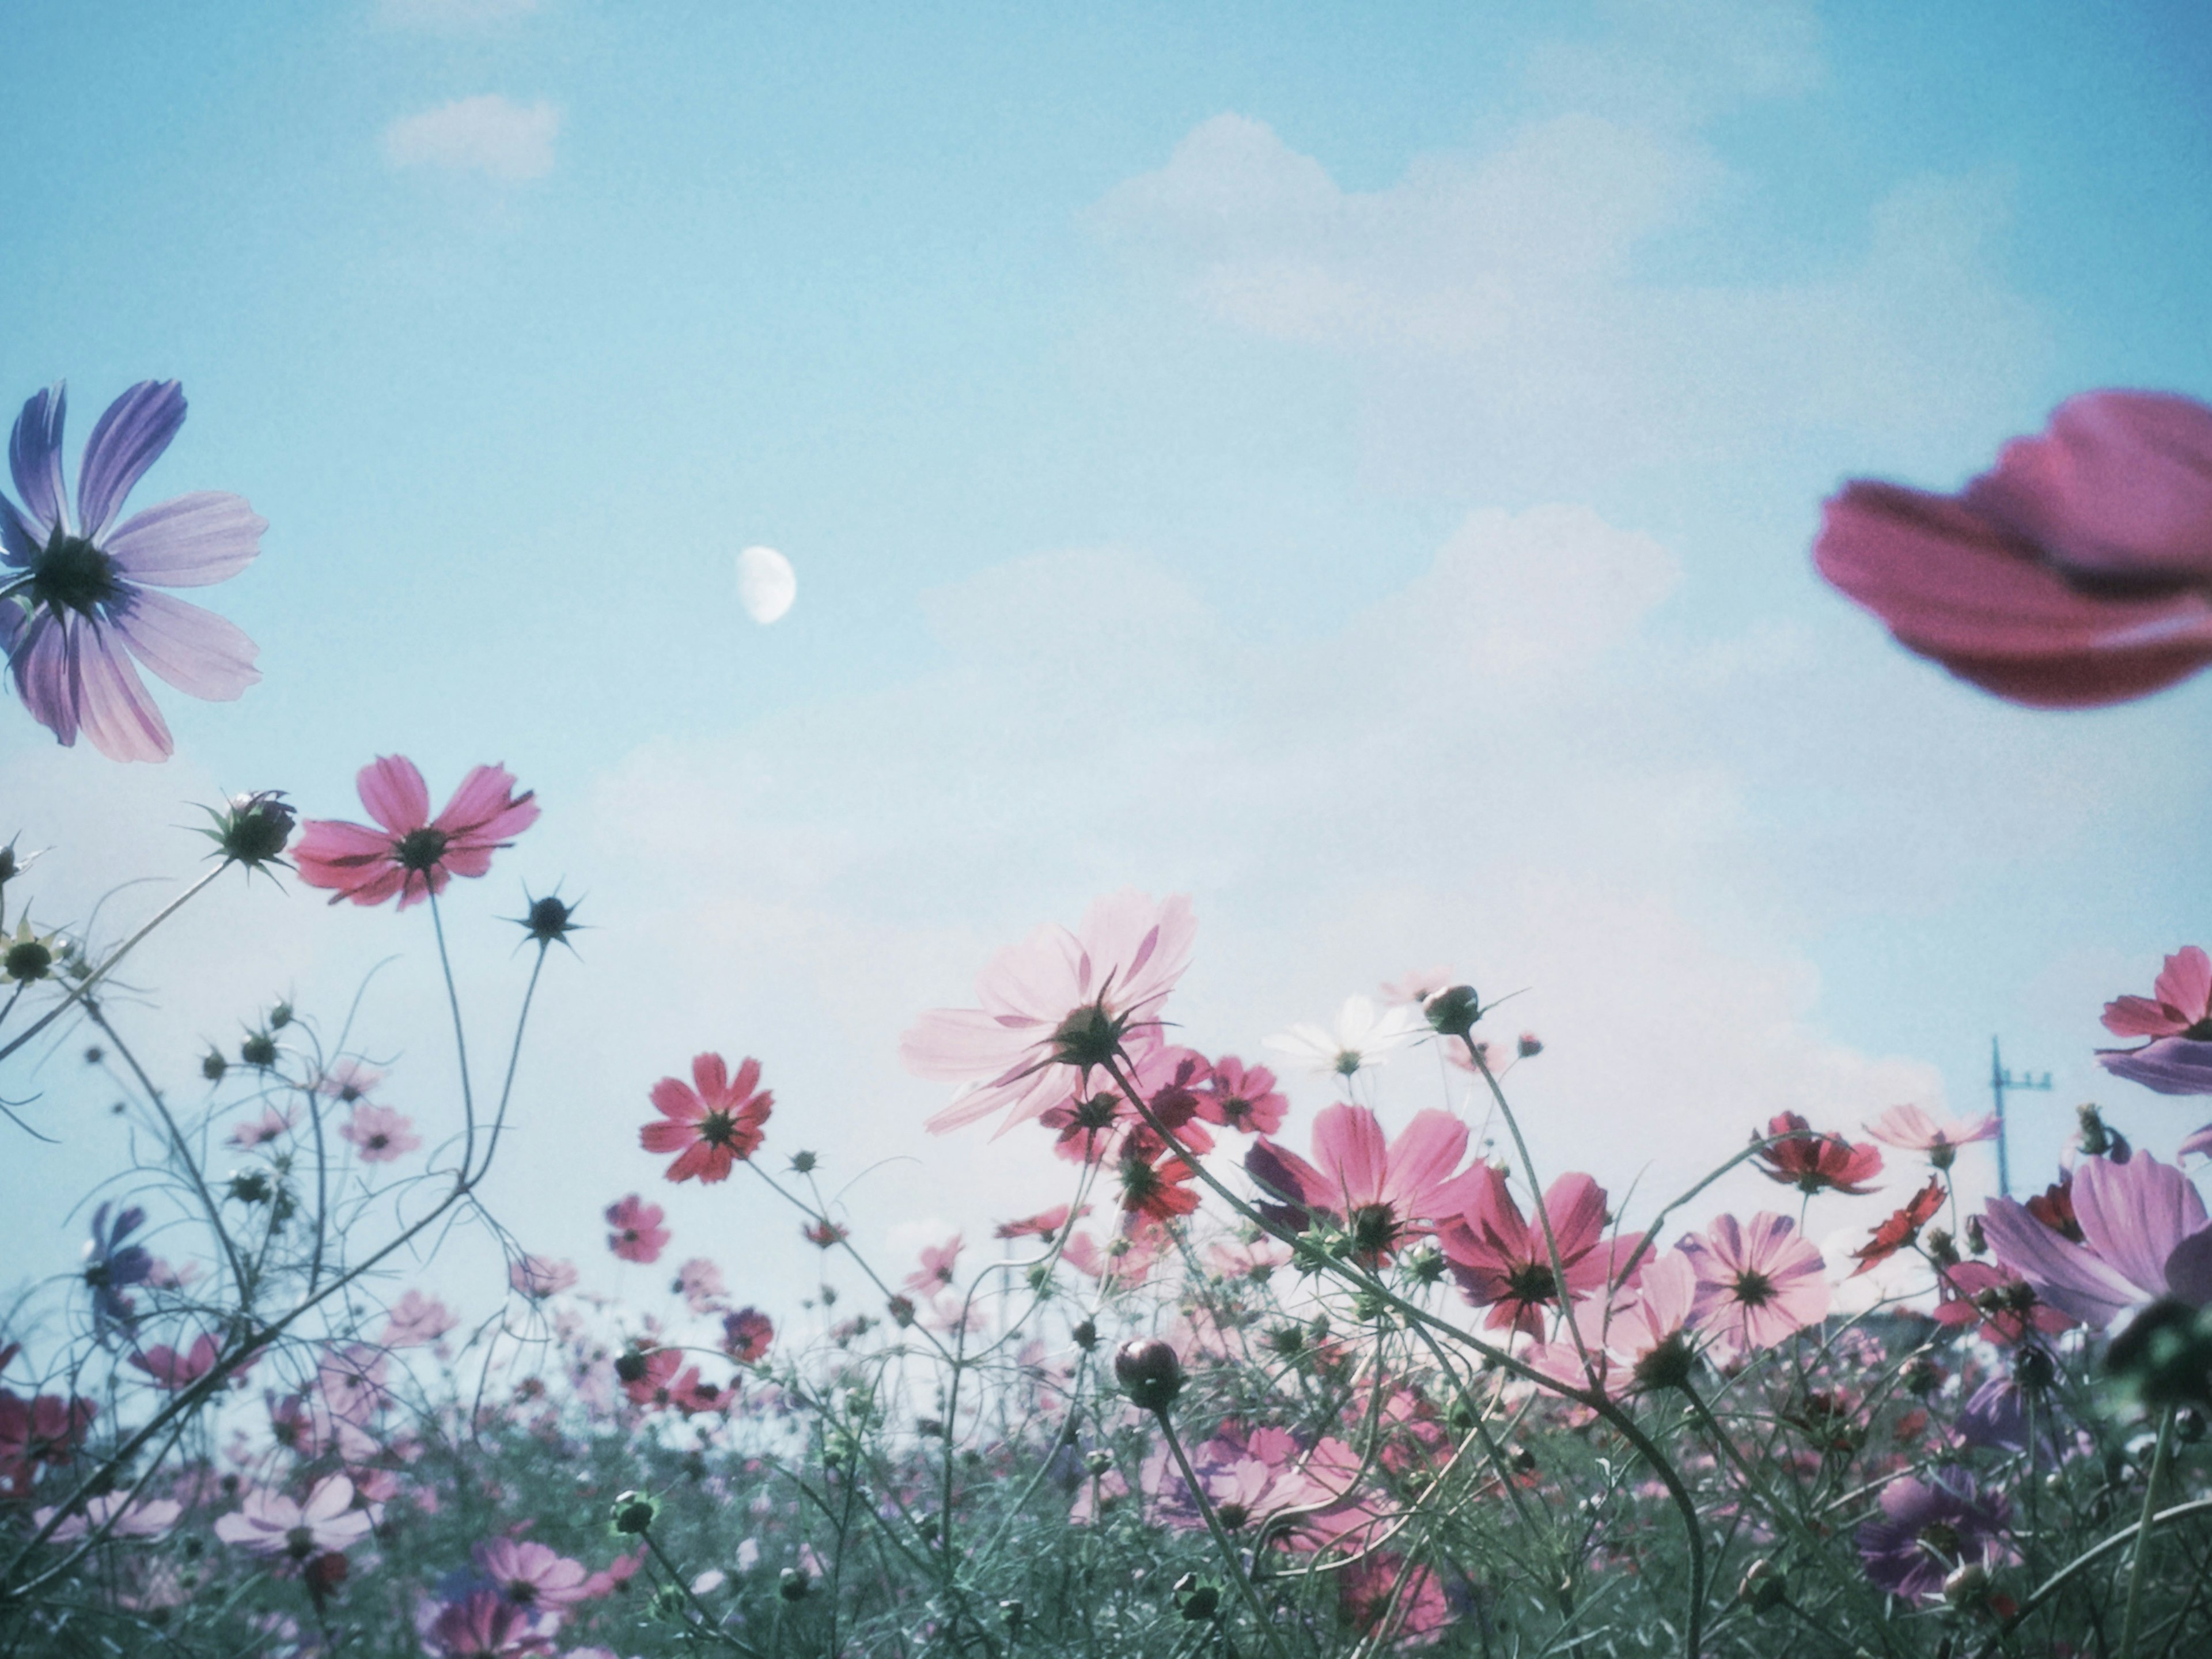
(1050, 1003), (1125, 1070)
(366, 1134), (389, 1151)
(1506, 1261), (1559, 1305)
(1633, 1332), (1695, 1391)
(508, 1581), (536, 1605)
(285, 1525), (317, 1561)
(5, 941), (53, 982)
(394, 827), (450, 873)
(2186, 1016), (2212, 1041)
(31, 532), (123, 616)
(1733, 1268), (1775, 1308)
(1215, 1501), (1250, 1530)
(1918, 1519), (1961, 1558)
(1073, 1093), (1120, 1132)
(699, 1110), (737, 1147)
(1220, 1094), (1252, 1122)
(1349, 1204), (1399, 1257)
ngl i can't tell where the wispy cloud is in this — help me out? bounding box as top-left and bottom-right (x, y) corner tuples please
(382, 95), (560, 183)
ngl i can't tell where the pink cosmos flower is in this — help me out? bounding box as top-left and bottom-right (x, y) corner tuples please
(994, 1203), (1089, 1239)
(1815, 389), (2212, 707)
(1599, 1248), (1700, 1389)
(1932, 1260), (2076, 1346)
(294, 756), (539, 909)
(577, 1551), (643, 1600)
(474, 1537), (590, 1611)
(267, 1391), (376, 1463)
(229, 1105), (296, 1149)
(1, 380), (264, 762)
(418, 1588), (558, 1658)
(1248, 1104), (1487, 1263)
(1438, 1166), (1646, 1340)
(315, 1057), (386, 1104)
(1980, 1151), (2212, 1328)
(904, 1236), (963, 1294)
(1863, 1103), (2000, 1159)
(1751, 1112), (1885, 1196)
(380, 1289), (457, 1349)
(339, 1103), (421, 1164)
(213, 1474), (373, 1560)
(673, 1256), (727, 1312)
(31, 1492), (180, 1543)
(604, 1195), (669, 1264)
(903, 890), (1196, 1136)
(128, 1332), (219, 1391)
(640, 1054), (772, 1184)
(1195, 1056), (1287, 1135)
(508, 1255), (576, 1300)
(721, 1307), (774, 1362)
(0, 1392), (95, 1497)
(1683, 1213), (1830, 1356)
(1142, 1422), (1357, 1540)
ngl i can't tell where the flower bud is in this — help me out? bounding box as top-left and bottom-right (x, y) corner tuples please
(1942, 1562), (1989, 1608)
(1737, 1558), (1786, 1612)
(202, 791), (295, 872)
(1172, 1573), (1219, 1622)
(1424, 985), (1482, 1039)
(1114, 1338), (1184, 1412)
(240, 1032), (278, 1069)
(1084, 1449), (1113, 1476)
(200, 1050), (228, 1082)
(610, 1490), (657, 1535)
(614, 1350), (650, 1385)
(1071, 1318), (1099, 1352)
(1517, 1031), (1543, 1058)
(778, 1567), (810, 1602)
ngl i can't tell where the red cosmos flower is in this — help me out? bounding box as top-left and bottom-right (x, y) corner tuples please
(1815, 389), (2212, 707)
(802, 1219), (849, 1249)
(1752, 1112), (1884, 1196)
(1118, 1149), (1201, 1224)
(2024, 1177), (2083, 1242)
(640, 1054), (772, 1184)
(0, 1392), (96, 1496)
(1849, 1177), (1945, 1277)
(1195, 1056), (1287, 1135)
(294, 756), (538, 910)
(603, 1195), (669, 1264)
(1934, 1261), (2077, 1346)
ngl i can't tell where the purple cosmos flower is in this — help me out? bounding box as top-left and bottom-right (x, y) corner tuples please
(82, 1202), (153, 1335)
(1, 381), (262, 762)
(1980, 1152), (2212, 1328)
(1857, 1471), (2010, 1601)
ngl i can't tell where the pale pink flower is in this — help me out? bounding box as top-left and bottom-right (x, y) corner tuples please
(315, 1057), (387, 1104)
(1206, 1235), (1290, 1281)
(672, 1257), (726, 1313)
(316, 1346), (387, 1427)
(294, 756), (538, 910)
(509, 1255), (576, 1300)
(229, 1105), (296, 1149)
(380, 1289), (457, 1349)
(904, 1236), (963, 1295)
(31, 1492), (181, 1542)
(1248, 1104), (1486, 1263)
(474, 1536), (590, 1610)
(1379, 966), (1455, 1006)
(267, 1391), (377, 1463)
(1684, 1213), (1831, 1355)
(604, 1195), (669, 1265)
(213, 1474), (372, 1559)
(418, 1588), (558, 1658)
(339, 1103), (420, 1164)
(1863, 1103), (1999, 1157)
(903, 890), (1196, 1136)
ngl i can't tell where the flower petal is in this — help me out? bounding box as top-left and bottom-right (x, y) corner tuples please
(2074, 1153), (2207, 1297)
(113, 588), (259, 700)
(2157, 947), (2212, 1024)
(434, 763), (536, 840)
(9, 385), (67, 534)
(104, 491), (263, 587)
(8, 611), (77, 747)
(72, 623), (173, 762)
(357, 756), (431, 835)
(77, 381), (186, 540)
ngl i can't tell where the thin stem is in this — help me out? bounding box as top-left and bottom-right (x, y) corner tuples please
(1154, 1406), (1292, 1659)
(467, 941), (548, 1185)
(2123, 1408), (2178, 1659)
(426, 891), (478, 1174)
(1976, 1498), (2212, 1658)
(0, 863), (229, 1065)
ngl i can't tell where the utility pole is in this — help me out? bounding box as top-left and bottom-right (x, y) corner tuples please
(1990, 1036), (2052, 1199)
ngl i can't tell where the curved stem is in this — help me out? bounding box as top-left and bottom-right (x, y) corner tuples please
(1154, 1406), (1292, 1659)
(2121, 1407), (2176, 1659)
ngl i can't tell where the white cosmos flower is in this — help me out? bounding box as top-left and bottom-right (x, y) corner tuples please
(1263, 994), (1426, 1078)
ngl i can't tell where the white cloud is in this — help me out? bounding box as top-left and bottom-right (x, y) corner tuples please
(382, 95), (560, 183)
(1091, 8), (2046, 497)
(379, 0), (541, 29)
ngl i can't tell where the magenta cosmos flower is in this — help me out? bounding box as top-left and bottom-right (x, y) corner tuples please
(213, 1474), (372, 1560)
(419, 1588), (558, 1659)
(2097, 945), (2212, 1097)
(1249, 1104), (1486, 1263)
(474, 1537), (591, 1611)
(640, 1053), (772, 1183)
(1, 381), (263, 762)
(1682, 1211), (1830, 1357)
(1980, 1151), (2212, 1327)
(293, 756), (539, 909)
(1816, 390), (2212, 707)
(1438, 1166), (1646, 1339)
(902, 890), (1196, 1136)
(603, 1194), (670, 1264)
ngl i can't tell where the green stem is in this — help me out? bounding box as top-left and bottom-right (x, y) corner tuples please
(2121, 1407), (2177, 1659)
(1154, 1406), (1292, 1659)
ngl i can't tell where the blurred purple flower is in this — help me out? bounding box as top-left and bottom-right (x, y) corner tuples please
(81, 1202), (153, 1335)
(1980, 1152), (2212, 1328)
(1, 381), (263, 760)
(1857, 1471), (2010, 1600)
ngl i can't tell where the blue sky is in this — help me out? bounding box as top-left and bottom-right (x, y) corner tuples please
(6, 0), (2212, 1309)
